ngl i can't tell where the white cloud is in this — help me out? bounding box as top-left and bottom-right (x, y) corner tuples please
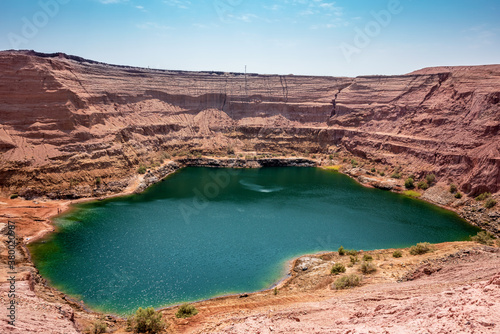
(163, 0), (191, 9)
(98, 0), (127, 4)
(264, 4), (282, 11)
(136, 22), (174, 30)
(226, 13), (261, 23)
(464, 25), (499, 48)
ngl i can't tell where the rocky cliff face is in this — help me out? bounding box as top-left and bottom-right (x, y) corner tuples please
(0, 50), (498, 197)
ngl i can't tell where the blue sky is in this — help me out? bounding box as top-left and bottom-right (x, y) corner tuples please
(0, 0), (499, 76)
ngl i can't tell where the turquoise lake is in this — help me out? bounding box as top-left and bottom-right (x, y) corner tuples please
(29, 167), (480, 314)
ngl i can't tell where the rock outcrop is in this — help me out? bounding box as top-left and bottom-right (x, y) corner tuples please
(0, 50), (498, 196)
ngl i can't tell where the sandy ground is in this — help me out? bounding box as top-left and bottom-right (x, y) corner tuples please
(200, 248), (500, 334)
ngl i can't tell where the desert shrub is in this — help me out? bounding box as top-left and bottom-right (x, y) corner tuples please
(391, 172), (401, 179)
(425, 174), (436, 185)
(449, 184), (457, 193)
(455, 192), (463, 199)
(331, 263), (346, 275)
(137, 165), (147, 174)
(350, 255), (359, 264)
(175, 303), (198, 319)
(85, 320), (107, 334)
(273, 287), (278, 295)
(360, 261), (377, 274)
(471, 231), (496, 245)
(128, 307), (165, 334)
(371, 167), (376, 173)
(475, 192), (491, 201)
(338, 246), (345, 256)
(404, 177), (415, 189)
(95, 177), (102, 186)
(362, 254), (373, 262)
(485, 198), (497, 209)
(409, 242), (432, 255)
(346, 249), (358, 256)
(417, 181), (429, 190)
(10, 194), (18, 199)
(379, 171), (385, 176)
(351, 159), (358, 166)
(392, 250), (403, 258)
(334, 274), (361, 290)
(329, 154), (334, 160)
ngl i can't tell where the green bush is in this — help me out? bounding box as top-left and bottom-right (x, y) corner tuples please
(350, 255), (359, 264)
(485, 198), (497, 209)
(137, 165), (147, 174)
(346, 249), (358, 256)
(362, 254), (373, 262)
(455, 192), (463, 199)
(379, 171), (385, 176)
(360, 261), (377, 274)
(425, 174), (436, 185)
(351, 159), (358, 166)
(10, 194), (18, 199)
(371, 167), (376, 173)
(404, 177), (415, 189)
(391, 172), (401, 179)
(85, 320), (107, 334)
(471, 231), (496, 245)
(331, 263), (346, 275)
(175, 303), (198, 319)
(334, 274), (361, 290)
(475, 192), (491, 201)
(329, 154), (334, 160)
(337, 246), (345, 256)
(449, 184), (457, 193)
(417, 181), (429, 190)
(392, 250), (402, 258)
(128, 307), (165, 334)
(95, 177), (102, 186)
(409, 242), (432, 255)
(273, 287), (278, 295)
